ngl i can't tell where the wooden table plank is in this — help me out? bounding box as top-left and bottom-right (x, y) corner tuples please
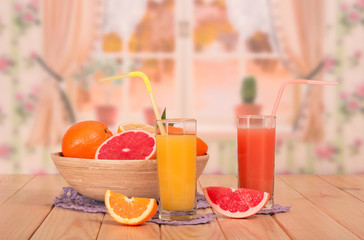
(160, 178), (226, 240)
(275, 176), (360, 240)
(98, 177), (225, 240)
(279, 174), (364, 239)
(0, 174), (363, 240)
(98, 215), (160, 240)
(0, 175), (66, 240)
(161, 215), (224, 240)
(0, 174), (34, 206)
(199, 175), (290, 240)
(319, 174), (364, 202)
(31, 207), (104, 240)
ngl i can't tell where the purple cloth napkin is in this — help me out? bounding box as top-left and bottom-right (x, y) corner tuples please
(54, 187), (107, 213)
(258, 204), (292, 214)
(54, 187), (290, 225)
(53, 187), (215, 225)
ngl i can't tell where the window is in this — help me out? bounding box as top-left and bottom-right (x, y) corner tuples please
(92, 0), (292, 131)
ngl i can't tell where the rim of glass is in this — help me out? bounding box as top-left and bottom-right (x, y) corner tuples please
(237, 115), (276, 119)
(156, 118), (197, 123)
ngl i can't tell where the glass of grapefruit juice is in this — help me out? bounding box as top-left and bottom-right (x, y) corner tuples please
(237, 115), (276, 209)
(156, 118), (197, 221)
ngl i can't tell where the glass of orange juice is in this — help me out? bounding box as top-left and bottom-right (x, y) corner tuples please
(155, 118), (197, 221)
(237, 115), (276, 209)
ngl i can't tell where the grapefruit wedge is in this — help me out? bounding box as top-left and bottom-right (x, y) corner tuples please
(203, 186), (270, 218)
(96, 130), (156, 160)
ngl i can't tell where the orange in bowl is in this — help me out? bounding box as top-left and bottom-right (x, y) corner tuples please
(62, 120), (113, 159)
(197, 137), (208, 156)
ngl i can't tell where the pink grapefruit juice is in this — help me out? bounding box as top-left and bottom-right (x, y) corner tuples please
(156, 134), (196, 211)
(237, 128), (275, 197)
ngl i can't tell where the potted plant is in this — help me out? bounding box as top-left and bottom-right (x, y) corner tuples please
(235, 75), (262, 117)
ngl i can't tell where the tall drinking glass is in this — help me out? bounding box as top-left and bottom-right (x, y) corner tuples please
(237, 115), (276, 209)
(155, 118), (197, 221)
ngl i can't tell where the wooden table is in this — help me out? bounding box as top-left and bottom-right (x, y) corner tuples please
(0, 174), (363, 239)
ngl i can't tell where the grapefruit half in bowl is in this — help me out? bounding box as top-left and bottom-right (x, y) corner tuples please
(203, 186), (269, 218)
(96, 130), (156, 160)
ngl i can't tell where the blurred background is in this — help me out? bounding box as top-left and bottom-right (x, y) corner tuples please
(0, 0), (363, 174)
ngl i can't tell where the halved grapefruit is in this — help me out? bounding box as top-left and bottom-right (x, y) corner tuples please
(203, 186), (269, 218)
(95, 130), (156, 160)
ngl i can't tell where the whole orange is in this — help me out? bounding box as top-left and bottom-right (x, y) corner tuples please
(197, 137), (208, 156)
(62, 121), (113, 159)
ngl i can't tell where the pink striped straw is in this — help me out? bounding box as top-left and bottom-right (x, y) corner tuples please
(268, 79), (338, 128)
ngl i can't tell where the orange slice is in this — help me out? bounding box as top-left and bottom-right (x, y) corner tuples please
(105, 189), (158, 225)
(118, 122), (155, 134)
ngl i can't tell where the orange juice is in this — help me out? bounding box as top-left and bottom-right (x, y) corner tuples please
(156, 134), (196, 211)
(237, 128), (275, 197)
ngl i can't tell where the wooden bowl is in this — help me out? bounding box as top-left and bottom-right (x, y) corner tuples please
(51, 152), (209, 202)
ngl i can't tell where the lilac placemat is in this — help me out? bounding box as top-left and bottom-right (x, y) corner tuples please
(53, 187), (290, 225)
(53, 187), (215, 225)
(54, 187), (107, 213)
(258, 204), (291, 214)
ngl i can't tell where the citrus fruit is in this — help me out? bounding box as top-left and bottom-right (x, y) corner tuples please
(104, 189), (157, 226)
(156, 126), (208, 156)
(166, 125), (184, 134)
(166, 130), (208, 156)
(203, 186), (269, 218)
(62, 120), (113, 159)
(95, 130), (156, 160)
(118, 122), (155, 134)
(197, 137), (208, 156)
(156, 125), (184, 135)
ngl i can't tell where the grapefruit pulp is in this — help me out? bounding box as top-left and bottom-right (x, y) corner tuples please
(95, 130), (156, 160)
(203, 186), (269, 218)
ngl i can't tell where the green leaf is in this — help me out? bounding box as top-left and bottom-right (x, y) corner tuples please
(161, 107), (166, 119)
(160, 108), (175, 126)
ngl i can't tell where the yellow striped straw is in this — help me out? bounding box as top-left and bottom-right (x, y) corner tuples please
(100, 71), (166, 135)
